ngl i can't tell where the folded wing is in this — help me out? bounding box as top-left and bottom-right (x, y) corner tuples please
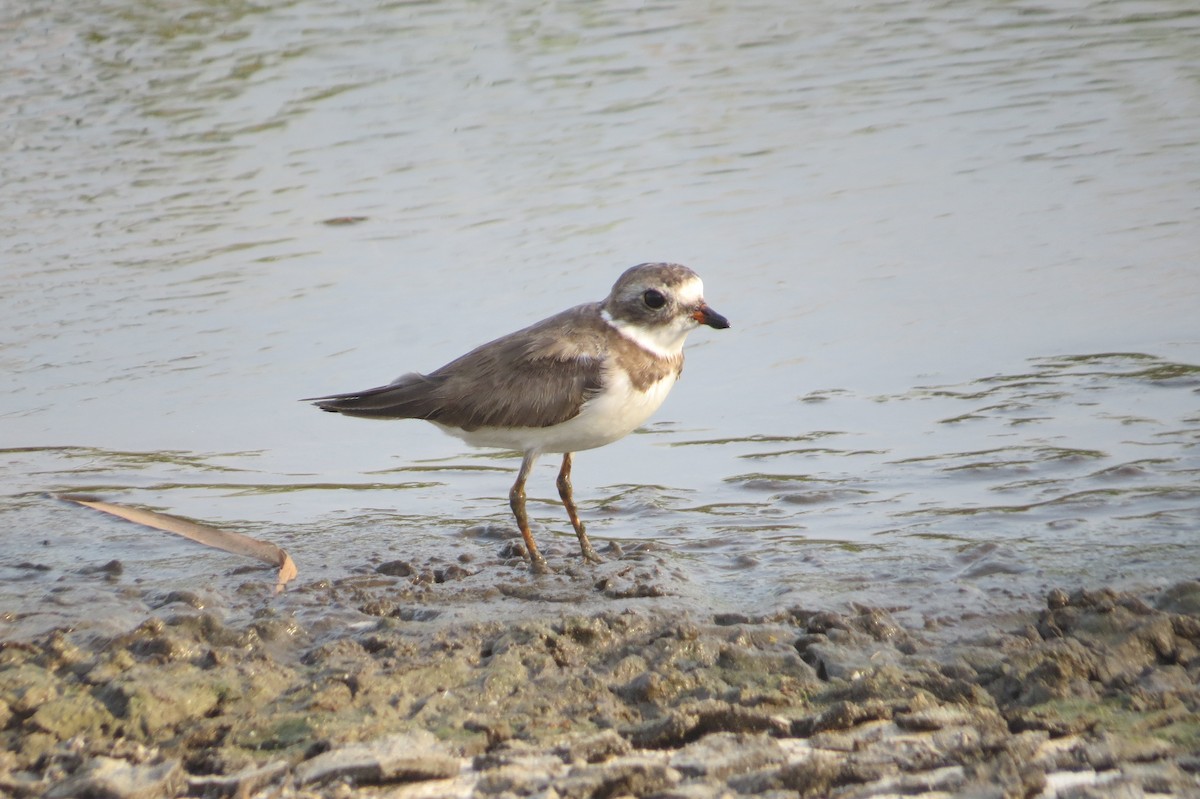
(305, 305), (608, 431)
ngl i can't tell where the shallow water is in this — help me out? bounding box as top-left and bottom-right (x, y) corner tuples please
(3, 0), (1199, 640)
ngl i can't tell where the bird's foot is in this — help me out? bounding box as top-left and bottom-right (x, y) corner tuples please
(529, 554), (552, 575)
(578, 541), (603, 565)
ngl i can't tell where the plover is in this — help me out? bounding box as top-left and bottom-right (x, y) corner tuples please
(305, 262), (729, 573)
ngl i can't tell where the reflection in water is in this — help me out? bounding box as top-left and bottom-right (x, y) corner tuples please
(2, 1), (1199, 637)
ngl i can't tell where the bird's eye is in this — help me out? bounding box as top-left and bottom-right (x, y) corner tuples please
(642, 289), (667, 309)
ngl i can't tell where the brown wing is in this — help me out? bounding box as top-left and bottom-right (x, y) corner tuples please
(306, 304), (609, 430)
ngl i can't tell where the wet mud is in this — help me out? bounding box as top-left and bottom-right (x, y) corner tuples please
(2, 551), (1198, 798)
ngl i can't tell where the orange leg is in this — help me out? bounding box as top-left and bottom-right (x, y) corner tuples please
(557, 452), (601, 563)
(510, 451), (549, 574)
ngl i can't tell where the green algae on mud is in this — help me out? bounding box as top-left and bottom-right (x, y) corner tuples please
(1, 576), (1199, 797)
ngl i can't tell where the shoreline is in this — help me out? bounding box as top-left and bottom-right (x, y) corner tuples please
(2, 561), (1198, 798)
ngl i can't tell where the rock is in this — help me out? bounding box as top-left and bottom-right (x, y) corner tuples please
(558, 754), (680, 799)
(793, 699), (891, 736)
(624, 700), (787, 749)
(797, 639), (900, 681)
(474, 739), (563, 775)
(728, 750), (845, 795)
(102, 664), (221, 738)
(669, 732), (786, 779)
(0, 664), (59, 716)
(553, 729), (631, 764)
(894, 705), (979, 732)
(616, 669), (694, 704)
(46, 757), (183, 799)
(1155, 580), (1200, 616)
(186, 760), (289, 798)
(294, 731), (460, 786)
(645, 783), (729, 799)
(625, 710), (700, 749)
(27, 691), (113, 740)
(6, 585), (1200, 799)
(474, 756), (563, 795)
(376, 560), (415, 577)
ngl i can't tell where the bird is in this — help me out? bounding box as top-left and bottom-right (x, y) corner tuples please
(304, 262), (729, 573)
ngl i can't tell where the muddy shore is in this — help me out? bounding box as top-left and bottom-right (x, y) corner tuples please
(2, 549), (1198, 798)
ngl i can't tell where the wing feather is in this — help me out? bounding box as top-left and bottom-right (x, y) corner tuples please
(306, 304), (608, 430)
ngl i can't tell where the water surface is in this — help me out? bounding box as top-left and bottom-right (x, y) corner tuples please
(3, 0), (1198, 639)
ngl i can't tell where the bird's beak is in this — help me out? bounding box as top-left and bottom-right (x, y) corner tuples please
(693, 303), (730, 330)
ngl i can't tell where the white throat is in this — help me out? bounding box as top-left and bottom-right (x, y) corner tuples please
(601, 308), (695, 358)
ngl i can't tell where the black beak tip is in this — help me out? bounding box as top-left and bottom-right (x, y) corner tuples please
(702, 307), (730, 329)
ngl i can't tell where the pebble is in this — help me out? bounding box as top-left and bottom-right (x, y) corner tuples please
(295, 731), (460, 786)
(45, 757), (182, 799)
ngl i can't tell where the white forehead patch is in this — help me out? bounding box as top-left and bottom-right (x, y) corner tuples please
(676, 276), (705, 307)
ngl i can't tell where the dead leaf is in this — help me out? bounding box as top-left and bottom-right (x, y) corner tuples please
(56, 494), (297, 593)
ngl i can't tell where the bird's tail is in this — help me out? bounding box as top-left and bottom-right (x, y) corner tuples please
(301, 373), (441, 419)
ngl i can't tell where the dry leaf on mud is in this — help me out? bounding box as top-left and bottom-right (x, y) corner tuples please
(55, 494), (297, 593)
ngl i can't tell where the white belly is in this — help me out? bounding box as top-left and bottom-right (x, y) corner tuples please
(433, 370), (678, 454)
